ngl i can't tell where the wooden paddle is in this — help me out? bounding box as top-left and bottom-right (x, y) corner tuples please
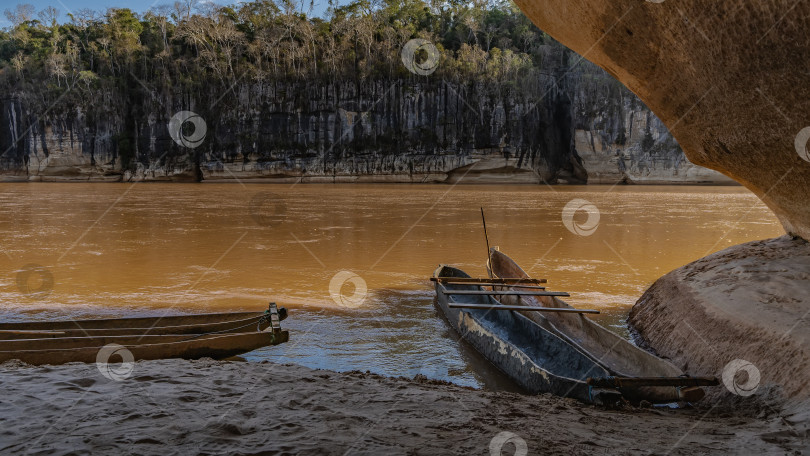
(586, 376), (720, 388)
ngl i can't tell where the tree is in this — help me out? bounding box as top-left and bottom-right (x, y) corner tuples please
(4, 4), (36, 27)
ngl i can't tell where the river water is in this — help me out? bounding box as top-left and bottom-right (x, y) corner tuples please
(0, 183), (783, 389)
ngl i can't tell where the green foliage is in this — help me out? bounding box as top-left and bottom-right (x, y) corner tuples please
(0, 0), (573, 87)
(0, 0), (622, 145)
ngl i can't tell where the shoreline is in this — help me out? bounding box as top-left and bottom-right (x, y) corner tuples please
(0, 358), (802, 455)
(0, 176), (743, 186)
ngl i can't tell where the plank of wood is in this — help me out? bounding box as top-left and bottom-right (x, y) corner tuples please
(586, 376), (719, 388)
(439, 282), (546, 289)
(443, 290), (570, 297)
(431, 277), (547, 284)
(448, 303), (599, 314)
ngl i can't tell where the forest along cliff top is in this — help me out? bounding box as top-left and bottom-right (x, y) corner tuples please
(0, 2), (726, 184)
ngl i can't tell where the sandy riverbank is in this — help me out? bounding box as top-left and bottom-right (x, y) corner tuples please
(0, 359), (804, 455)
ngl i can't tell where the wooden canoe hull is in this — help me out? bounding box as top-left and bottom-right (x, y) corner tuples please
(0, 330), (289, 366)
(487, 248), (701, 403)
(433, 265), (617, 404)
(0, 311), (263, 331)
(0, 314), (270, 340)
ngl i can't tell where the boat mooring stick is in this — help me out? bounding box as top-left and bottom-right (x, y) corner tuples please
(481, 207), (492, 276)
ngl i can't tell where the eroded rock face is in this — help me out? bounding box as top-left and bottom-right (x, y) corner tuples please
(1, 52), (729, 185)
(514, 1), (810, 240)
(629, 236), (810, 405)
(1, 77), (710, 184)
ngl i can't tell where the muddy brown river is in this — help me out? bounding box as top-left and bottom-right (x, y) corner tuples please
(0, 183), (783, 389)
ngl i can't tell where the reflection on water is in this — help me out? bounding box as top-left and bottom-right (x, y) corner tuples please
(0, 183), (783, 389)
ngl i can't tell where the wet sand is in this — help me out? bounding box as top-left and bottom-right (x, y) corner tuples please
(0, 359), (803, 455)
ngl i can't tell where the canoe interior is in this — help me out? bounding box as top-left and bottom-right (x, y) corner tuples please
(487, 248), (698, 403)
(488, 248), (682, 378)
(0, 315), (270, 340)
(433, 265), (611, 402)
(0, 333), (229, 351)
(0, 311), (262, 331)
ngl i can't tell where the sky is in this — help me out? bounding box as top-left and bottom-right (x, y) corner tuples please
(0, 0), (346, 27)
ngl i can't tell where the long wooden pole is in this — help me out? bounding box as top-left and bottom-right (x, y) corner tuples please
(448, 303), (600, 314)
(437, 282), (546, 289)
(431, 277), (547, 284)
(481, 207), (492, 275)
(444, 290), (570, 297)
(586, 376), (719, 388)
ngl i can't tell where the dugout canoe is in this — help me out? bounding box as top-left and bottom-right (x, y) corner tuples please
(0, 307), (288, 340)
(0, 330), (289, 366)
(486, 248), (705, 403)
(0, 304), (289, 365)
(433, 265), (622, 405)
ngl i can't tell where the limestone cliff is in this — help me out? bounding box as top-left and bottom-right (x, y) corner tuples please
(1, 57), (727, 184)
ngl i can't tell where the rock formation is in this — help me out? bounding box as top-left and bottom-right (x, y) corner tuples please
(513, 1), (810, 407)
(630, 236), (810, 405)
(514, 0), (810, 239)
(1, 50), (728, 185)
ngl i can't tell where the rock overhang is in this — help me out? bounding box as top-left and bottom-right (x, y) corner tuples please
(514, 0), (810, 240)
